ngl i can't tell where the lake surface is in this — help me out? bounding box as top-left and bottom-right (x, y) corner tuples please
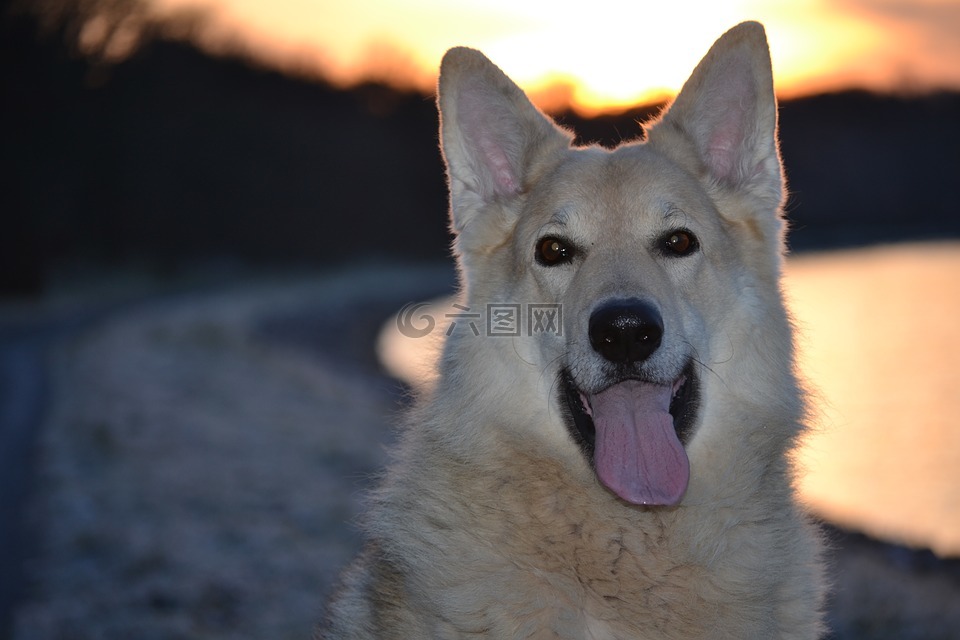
(786, 242), (959, 557)
(377, 242), (960, 557)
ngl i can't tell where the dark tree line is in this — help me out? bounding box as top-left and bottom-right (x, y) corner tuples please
(2, 1), (958, 295)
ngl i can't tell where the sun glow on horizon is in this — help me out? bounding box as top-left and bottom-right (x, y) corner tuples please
(149, 0), (960, 114)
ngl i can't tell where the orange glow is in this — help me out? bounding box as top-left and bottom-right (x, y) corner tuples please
(149, 0), (960, 114)
(786, 243), (960, 557)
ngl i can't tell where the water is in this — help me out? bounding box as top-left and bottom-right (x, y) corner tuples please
(377, 242), (960, 557)
(786, 242), (960, 557)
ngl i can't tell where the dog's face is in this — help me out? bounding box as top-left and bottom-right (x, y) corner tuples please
(438, 23), (787, 506)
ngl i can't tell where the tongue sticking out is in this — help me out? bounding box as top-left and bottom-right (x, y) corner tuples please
(586, 380), (689, 505)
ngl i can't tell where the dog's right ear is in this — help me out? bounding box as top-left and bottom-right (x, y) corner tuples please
(437, 48), (572, 236)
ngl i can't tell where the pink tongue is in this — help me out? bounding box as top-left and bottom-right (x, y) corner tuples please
(587, 380), (689, 505)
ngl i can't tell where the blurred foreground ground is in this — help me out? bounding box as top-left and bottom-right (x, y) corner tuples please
(5, 246), (960, 639)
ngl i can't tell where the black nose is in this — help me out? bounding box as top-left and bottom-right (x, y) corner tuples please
(589, 299), (663, 364)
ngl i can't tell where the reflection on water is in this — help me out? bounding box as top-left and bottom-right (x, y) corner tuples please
(377, 242), (960, 557)
(786, 242), (960, 557)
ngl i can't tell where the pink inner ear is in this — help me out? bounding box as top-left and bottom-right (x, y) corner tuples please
(476, 135), (520, 196)
(705, 127), (741, 183)
(458, 81), (523, 199)
(695, 56), (757, 185)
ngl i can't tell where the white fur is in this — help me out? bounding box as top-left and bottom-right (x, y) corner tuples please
(322, 22), (825, 639)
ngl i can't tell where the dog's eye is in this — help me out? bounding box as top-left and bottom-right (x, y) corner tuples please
(661, 230), (699, 257)
(536, 236), (575, 266)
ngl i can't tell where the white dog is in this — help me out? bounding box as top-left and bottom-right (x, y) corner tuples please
(322, 21), (825, 639)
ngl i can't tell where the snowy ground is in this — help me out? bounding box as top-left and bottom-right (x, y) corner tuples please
(7, 262), (960, 639)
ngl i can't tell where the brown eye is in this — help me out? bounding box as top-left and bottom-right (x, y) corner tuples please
(661, 229), (698, 257)
(536, 236), (575, 266)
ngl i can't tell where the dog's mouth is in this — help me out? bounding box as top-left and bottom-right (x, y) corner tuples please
(561, 362), (699, 506)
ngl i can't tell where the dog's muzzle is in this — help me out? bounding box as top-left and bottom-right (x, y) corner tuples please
(561, 299), (700, 506)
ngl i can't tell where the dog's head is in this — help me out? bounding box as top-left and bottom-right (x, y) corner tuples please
(436, 23), (796, 507)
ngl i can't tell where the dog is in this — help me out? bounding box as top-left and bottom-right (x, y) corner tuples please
(321, 22), (825, 639)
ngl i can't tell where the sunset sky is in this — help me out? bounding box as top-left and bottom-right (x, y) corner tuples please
(148, 0), (959, 113)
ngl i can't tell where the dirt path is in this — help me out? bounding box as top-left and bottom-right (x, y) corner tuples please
(8, 266), (453, 640)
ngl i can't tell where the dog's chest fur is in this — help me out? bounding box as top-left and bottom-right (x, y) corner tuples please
(372, 439), (805, 639)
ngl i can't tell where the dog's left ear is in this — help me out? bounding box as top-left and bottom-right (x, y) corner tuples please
(647, 22), (782, 210)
